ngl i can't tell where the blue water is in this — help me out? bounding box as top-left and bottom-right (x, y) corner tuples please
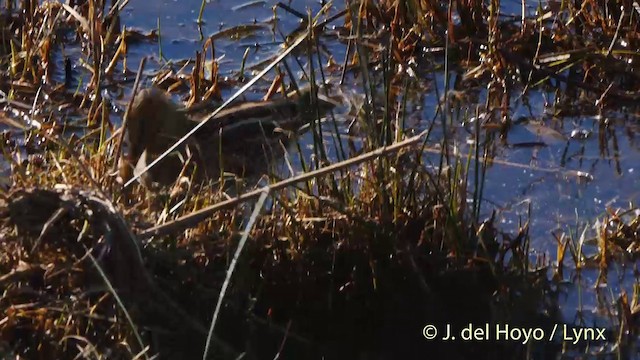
(119, 2), (640, 328)
(2, 0), (637, 347)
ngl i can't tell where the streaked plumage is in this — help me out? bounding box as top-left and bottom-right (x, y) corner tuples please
(119, 86), (336, 185)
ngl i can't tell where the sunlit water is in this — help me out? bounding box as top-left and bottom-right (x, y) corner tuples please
(118, 1), (640, 332)
(1, 0), (638, 345)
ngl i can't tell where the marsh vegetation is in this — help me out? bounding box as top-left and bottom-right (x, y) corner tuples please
(1, 0), (639, 359)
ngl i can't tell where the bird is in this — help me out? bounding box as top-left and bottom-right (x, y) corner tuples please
(118, 86), (337, 186)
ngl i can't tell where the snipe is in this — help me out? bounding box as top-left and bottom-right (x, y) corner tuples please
(119, 86), (337, 185)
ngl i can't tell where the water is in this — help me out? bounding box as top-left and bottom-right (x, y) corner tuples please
(91, 1), (640, 326)
(4, 0), (639, 352)
(124, 0), (341, 77)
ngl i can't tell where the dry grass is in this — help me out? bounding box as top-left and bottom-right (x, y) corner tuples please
(0, 0), (637, 359)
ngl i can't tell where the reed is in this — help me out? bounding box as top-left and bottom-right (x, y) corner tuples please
(1, 0), (637, 358)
